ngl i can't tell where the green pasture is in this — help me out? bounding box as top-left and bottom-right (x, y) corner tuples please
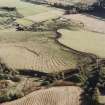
(58, 29), (105, 58)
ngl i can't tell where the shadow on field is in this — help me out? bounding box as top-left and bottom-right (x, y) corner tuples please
(18, 68), (79, 82)
(18, 69), (49, 77)
(18, 69), (54, 80)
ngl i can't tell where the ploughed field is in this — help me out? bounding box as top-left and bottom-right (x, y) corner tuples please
(0, 31), (81, 73)
(1, 86), (82, 105)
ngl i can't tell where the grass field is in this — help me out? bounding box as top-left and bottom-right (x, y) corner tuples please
(63, 14), (105, 34)
(0, 0), (63, 29)
(15, 10), (64, 26)
(25, 10), (64, 23)
(58, 29), (105, 58)
(0, 31), (80, 73)
(0, 0), (65, 26)
(0, 0), (55, 17)
(15, 18), (33, 26)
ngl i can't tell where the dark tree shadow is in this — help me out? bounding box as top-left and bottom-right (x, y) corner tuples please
(18, 69), (51, 78)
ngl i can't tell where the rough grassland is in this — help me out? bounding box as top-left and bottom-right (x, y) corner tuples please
(58, 29), (105, 58)
(1, 86), (82, 105)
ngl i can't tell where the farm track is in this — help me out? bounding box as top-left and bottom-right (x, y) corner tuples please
(1, 86), (82, 105)
(14, 45), (40, 56)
